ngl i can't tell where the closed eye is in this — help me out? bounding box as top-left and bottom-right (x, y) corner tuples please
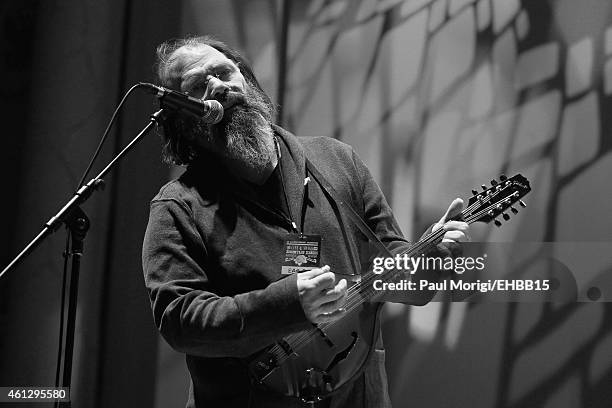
(190, 77), (212, 94)
(213, 68), (232, 81)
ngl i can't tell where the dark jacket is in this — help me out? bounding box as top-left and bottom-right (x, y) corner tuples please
(142, 127), (421, 407)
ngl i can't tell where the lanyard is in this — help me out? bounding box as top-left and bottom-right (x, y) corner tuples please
(275, 136), (304, 235)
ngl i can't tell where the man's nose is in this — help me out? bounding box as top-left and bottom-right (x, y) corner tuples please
(206, 77), (229, 101)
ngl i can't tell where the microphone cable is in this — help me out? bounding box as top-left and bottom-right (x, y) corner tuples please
(76, 83), (148, 188)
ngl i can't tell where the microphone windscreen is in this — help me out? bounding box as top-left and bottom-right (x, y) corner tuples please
(203, 100), (224, 124)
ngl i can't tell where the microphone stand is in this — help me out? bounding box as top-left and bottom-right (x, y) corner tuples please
(0, 108), (165, 407)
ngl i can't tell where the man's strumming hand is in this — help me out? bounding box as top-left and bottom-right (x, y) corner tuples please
(297, 266), (348, 324)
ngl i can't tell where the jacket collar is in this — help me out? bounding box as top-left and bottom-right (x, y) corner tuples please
(272, 125), (307, 230)
(272, 124), (306, 183)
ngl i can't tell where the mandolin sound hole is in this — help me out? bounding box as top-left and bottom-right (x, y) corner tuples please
(325, 331), (358, 372)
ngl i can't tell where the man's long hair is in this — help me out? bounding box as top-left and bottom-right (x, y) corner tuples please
(155, 36), (274, 165)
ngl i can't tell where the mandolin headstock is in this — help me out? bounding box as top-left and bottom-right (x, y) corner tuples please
(465, 174), (531, 227)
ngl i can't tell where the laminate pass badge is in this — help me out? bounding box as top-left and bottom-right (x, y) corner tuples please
(281, 234), (321, 274)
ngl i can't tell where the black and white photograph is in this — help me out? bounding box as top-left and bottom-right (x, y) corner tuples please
(1, 1), (611, 407)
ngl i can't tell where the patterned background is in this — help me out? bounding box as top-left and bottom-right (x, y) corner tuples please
(172, 1), (612, 407)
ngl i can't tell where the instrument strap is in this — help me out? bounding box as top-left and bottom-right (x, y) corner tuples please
(304, 157), (393, 259)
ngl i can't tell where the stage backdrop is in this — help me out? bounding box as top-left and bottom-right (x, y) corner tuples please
(163, 1), (612, 407)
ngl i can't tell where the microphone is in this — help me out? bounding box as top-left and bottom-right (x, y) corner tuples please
(139, 82), (224, 124)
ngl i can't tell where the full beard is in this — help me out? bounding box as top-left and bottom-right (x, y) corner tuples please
(212, 85), (276, 173)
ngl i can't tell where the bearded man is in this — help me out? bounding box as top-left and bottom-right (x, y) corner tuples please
(142, 36), (469, 408)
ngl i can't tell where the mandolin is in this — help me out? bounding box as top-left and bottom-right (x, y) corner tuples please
(247, 174), (532, 403)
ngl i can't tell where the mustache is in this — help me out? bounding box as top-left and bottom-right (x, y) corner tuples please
(216, 90), (246, 108)
(216, 85), (274, 128)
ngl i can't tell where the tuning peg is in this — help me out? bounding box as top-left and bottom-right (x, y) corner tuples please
(481, 184), (487, 190)
(472, 189), (478, 195)
(503, 213), (510, 221)
(491, 179), (498, 186)
(510, 206), (518, 214)
(500, 174), (507, 181)
(519, 200), (526, 207)
(494, 219), (502, 227)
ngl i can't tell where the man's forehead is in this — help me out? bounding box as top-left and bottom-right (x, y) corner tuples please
(172, 44), (232, 73)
